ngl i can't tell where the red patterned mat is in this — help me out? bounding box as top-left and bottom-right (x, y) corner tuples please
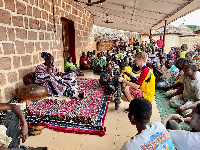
(23, 78), (109, 136)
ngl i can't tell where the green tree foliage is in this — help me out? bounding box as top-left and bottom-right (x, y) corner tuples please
(186, 25), (199, 31)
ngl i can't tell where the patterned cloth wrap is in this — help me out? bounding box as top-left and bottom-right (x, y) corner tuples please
(12, 78), (109, 136)
(35, 64), (78, 97)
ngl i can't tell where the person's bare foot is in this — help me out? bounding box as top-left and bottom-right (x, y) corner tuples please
(78, 92), (85, 99)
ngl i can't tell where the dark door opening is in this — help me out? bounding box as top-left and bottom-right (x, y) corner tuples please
(61, 17), (76, 65)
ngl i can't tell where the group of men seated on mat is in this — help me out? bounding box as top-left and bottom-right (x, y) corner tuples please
(154, 44), (200, 117)
(77, 38), (200, 149)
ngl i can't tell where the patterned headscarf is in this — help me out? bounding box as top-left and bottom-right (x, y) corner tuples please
(41, 52), (52, 59)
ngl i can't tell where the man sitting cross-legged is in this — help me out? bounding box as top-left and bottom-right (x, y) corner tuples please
(169, 63), (200, 116)
(118, 52), (155, 112)
(121, 97), (175, 150)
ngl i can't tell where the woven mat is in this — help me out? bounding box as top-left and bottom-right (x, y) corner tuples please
(11, 78), (109, 136)
(155, 90), (191, 131)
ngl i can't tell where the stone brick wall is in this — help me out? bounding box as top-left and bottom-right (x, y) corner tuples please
(0, 0), (96, 102)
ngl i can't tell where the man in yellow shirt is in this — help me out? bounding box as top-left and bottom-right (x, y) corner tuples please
(119, 52), (155, 104)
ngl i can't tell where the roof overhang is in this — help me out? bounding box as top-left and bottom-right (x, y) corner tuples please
(76, 0), (200, 34)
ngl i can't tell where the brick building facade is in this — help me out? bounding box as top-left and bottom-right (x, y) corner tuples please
(0, 0), (96, 102)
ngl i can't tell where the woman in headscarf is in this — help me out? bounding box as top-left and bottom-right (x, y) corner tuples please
(35, 52), (84, 98)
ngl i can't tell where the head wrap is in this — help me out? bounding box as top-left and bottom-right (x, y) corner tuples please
(41, 52), (52, 59)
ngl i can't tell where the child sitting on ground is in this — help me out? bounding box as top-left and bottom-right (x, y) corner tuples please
(80, 52), (90, 70)
(99, 64), (122, 110)
(169, 63), (200, 116)
(180, 44), (188, 58)
(156, 58), (179, 88)
(129, 53), (140, 74)
(89, 51), (95, 69)
(94, 53), (107, 74)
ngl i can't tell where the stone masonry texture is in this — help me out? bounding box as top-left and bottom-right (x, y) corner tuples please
(0, 0), (96, 102)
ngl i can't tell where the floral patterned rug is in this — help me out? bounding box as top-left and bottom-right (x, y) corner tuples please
(13, 78), (109, 136)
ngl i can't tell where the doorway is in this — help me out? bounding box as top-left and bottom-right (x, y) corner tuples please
(61, 17), (76, 64)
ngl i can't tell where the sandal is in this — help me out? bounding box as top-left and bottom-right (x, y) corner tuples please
(29, 126), (45, 131)
(29, 130), (42, 136)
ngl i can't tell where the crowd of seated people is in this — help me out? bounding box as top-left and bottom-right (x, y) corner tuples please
(116, 40), (200, 149)
(18, 38), (200, 149)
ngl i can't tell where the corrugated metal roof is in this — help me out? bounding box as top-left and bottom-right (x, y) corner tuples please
(76, 0), (200, 34)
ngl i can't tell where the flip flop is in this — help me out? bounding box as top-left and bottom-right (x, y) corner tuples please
(29, 130), (42, 136)
(29, 126), (45, 131)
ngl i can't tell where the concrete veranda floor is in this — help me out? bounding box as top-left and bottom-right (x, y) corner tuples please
(23, 70), (161, 150)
